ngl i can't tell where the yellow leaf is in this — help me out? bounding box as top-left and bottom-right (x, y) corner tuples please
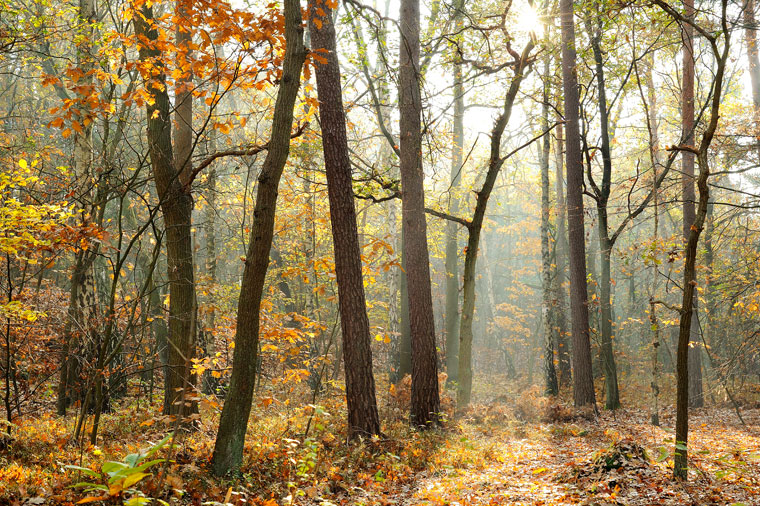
(122, 472), (150, 488)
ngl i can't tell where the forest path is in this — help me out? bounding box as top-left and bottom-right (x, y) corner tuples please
(384, 407), (759, 506)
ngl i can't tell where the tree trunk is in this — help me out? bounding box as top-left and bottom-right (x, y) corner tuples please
(553, 123), (572, 386)
(456, 43), (534, 408)
(681, 0), (704, 410)
(210, 0), (305, 475)
(135, 4), (198, 420)
(560, 0), (596, 408)
(309, 0), (381, 438)
(444, 0), (465, 388)
(540, 52), (558, 396)
(399, 0), (441, 426)
(587, 19), (620, 409)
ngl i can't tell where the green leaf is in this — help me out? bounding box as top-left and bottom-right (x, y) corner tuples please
(64, 465), (101, 478)
(101, 461), (128, 475)
(655, 446), (669, 462)
(69, 482), (108, 492)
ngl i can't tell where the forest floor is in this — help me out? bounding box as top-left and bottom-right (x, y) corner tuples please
(1, 375), (759, 505)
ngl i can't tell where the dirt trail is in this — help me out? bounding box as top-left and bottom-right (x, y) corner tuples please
(387, 409), (760, 505)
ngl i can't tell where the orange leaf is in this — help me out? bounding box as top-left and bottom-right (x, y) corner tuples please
(77, 497), (108, 504)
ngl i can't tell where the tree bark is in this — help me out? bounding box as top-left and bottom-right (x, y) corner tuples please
(553, 123), (572, 387)
(540, 52), (558, 396)
(399, 0), (441, 426)
(134, 3), (198, 419)
(681, 0), (704, 410)
(560, 0), (596, 408)
(211, 0), (305, 475)
(587, 19), (620, 409)
(309, 0), (381, 438)
(444, 0), (464, 388)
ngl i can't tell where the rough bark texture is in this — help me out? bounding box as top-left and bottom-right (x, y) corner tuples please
(399, 0), (440, 426)
(560, 0), (596, 408)
(134, 4), (197, 419)
(211, 0), (305, 474)
(309, 0), (381, 438)
(681, 0), (704, 410)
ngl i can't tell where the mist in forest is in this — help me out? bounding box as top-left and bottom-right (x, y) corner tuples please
(0, 0), (758, 503)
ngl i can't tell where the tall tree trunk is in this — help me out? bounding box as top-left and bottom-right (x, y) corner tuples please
(560, 0), (596, 408)
(553, 123), (572, 386)
(399, 0), (441, 426)
(210, 0), (305, 475)
(309, 0), (381, 438)
(540, 52), (558, 396)
(135, 3), (198, 420)
(587, 19), (620, 409)
(444, 0), (464, 388)
(681, 0), (704, 410)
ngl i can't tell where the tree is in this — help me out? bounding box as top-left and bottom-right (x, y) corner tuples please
(308, 0), (381, 438)
(444, 0), (465, 387)
(211, 0), (306, 475)
(653, 0), (731, 480)
(560, 0), (596, 408)
(134, 0), (198, 420)
(680, 0), (704, 411)
(399, 0), (440, 427)
(540, 45), (559, 396)
(444, 39), (536, 408)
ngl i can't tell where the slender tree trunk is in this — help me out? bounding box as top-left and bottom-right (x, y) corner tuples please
(456, 43), (534, 407)
(210, 0), (305, 475)
(136, 5), (198, 419)
(560, 0), (596, 407)
(309, 0), (381, 438)
(540, 53), (558, 396)
(399, 0), (441, 426)
(681, 0), (704, 410)
(553, 123), (572, 386)
(444, 0), (465, 388)
(587, 19), (621, 409)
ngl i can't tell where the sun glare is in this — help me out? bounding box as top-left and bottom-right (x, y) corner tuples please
(516, 4), (543, 34)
